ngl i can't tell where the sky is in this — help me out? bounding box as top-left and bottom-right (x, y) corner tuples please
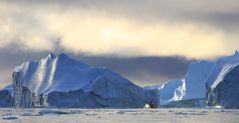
(0, 0), (239, 88)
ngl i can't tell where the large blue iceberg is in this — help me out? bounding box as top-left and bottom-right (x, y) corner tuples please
(11, 53), (146, 108)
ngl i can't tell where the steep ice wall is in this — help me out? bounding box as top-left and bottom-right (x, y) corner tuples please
(12, 72), (22, 108)
(12, 72), (39, 108)
(183, 61), (214, 100)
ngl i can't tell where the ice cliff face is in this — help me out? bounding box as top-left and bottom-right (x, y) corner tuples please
(12, 53), (146, 108)
(206, 51), (239, 108)
(183, 61), (214, 100)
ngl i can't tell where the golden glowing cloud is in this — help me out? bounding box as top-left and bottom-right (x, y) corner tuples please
(0, 2), (238, 59)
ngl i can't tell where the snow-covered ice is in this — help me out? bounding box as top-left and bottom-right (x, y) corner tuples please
(0, 108), (238, 123)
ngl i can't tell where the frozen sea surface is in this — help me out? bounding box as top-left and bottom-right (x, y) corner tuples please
(0, 108), (238, 123)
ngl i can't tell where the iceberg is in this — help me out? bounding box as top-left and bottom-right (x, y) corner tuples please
(11, 53), (146, 108)
(144, 51), (239, 108)
(206, 51), (239, 108)
(144, 61), (214, 106)
(144, 79), (186, 106)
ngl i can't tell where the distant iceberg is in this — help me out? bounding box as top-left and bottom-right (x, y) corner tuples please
(144, 79), (185, 106)
(145, 61), (214, 106)
(145, 51), (239, 108)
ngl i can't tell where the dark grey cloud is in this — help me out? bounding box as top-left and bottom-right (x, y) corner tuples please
(0, 43), (194, 87)
(73, 55), (194, 86)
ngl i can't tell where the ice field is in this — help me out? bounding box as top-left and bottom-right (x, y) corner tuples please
(0, 108), (239, 123)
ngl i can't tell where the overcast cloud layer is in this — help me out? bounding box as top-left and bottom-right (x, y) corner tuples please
(0, 0), (239, 87)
